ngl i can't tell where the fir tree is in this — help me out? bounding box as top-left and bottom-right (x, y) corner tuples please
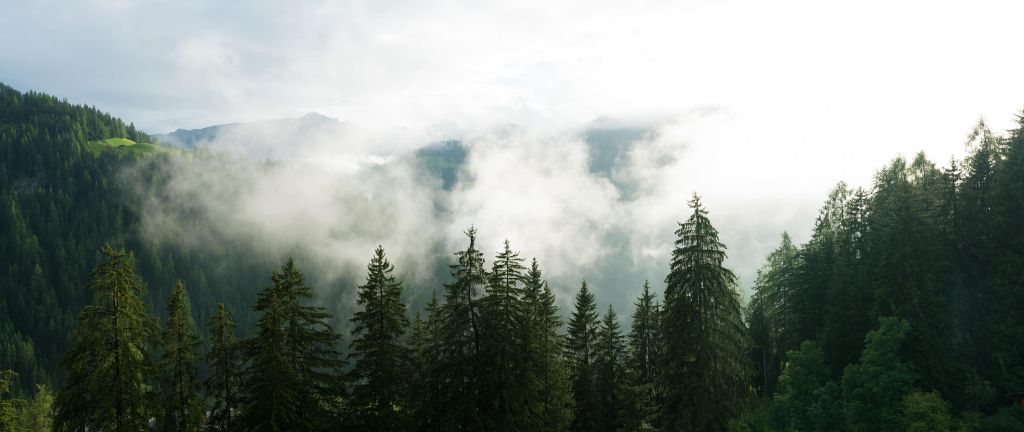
(241, 259), (345, 432)
(412, 292), (444, 432)
(567, 280), (601, 432)
(240, 287), (306, 432)
(479, 239), (530, 431)
(205, 303), (240, 432)
(660, 195), (751, 432)
(158, 281), (203, 432)
(347, 246), (411, 432)
(54, 245), (158, 432)
(522, 259), (572, 432)
(436, 227), (487, 431)
(595, 305), (625, 432)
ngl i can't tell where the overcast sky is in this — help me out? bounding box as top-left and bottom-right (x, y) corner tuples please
(3, 0), (1024, 305)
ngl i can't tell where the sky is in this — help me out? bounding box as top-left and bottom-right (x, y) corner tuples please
(3, 0), (1024, 312)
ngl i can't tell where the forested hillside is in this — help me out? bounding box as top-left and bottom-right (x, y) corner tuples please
(1, 83), (1023, 431)
(0, 83), (273, 395)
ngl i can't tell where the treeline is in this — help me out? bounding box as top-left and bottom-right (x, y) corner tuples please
(1, 194), (754, 432)
(736, 117), (1024, 431)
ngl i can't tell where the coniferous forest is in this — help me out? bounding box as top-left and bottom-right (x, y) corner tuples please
(2, 82), (1024, 432)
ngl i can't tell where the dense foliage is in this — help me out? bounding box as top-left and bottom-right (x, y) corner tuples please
(1, 83), (1023, 431)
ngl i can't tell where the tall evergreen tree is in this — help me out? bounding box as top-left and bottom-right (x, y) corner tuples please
(411, 292), (444, 432)
(623, 280), (660, 431)
(479, 240), (531, 431)
(240, 287), (306, 432)
(660, 195), (751, 432)
(54, 245), (157, 432)
(596, 305), (625, 432)
(567, 280), (601, 432)
(436, 227), (487, 431)
(241, 259), (345, 432)
(522, 259), (572, 432)
(205, 303), (240, 432)
(158, 281), (202, 432)
(747, 233), (799, 395)
(347, 246), (410, 432)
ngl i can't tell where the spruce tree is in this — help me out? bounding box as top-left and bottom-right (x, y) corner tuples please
(747, 233), (799, 395)
(567, 280), (601, 432)
(412, 292), (444, 432)
(206, 303), (240, 432)
(347, 246), (411, 432)
(158, 281), (203, 432)
(436, 227), (487, 431)
(522, 259), (572, 432)
(479, 239), (530, 431)
(660, 195), (751, 432)
(54, 245), (158, 432)
(241, 259), (345, 432)
(595, 305), (625, 432)
(624, 279), (660, 429)
(240, 287), (306, 432)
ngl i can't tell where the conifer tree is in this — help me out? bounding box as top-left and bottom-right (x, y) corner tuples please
(158, 281), (203, 432)
(567, 280), (601, 432)
(241, 259), (345, 432)
(660, 195), (751, 432)
(436, 227), (488, 431)
(240, 288), (306, 432)
(620, 281), (662, 432)
(479, 240), (530, 431)
(596, 305), (625, 432)
(522, 259), (572, 432)
(411, 292), (444, 432)
(206, 303), (240, 432)
(347, 246), (411, 432)
(748, 233), (799, 395)
(54, 245), (158, 432)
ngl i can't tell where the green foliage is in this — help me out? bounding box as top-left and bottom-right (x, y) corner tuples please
(841, 317), (915, 432)
(522, 259), (572, 432)
(157, 281), (202, 432)
(347, 246), (411, 432)
(902, 391), (954, 432)
(776, 341), (840, 432)
(53, 245), (159, 432)
(241, 259), (345, 432)
(15, 384), (54, 432)
(435, 227), (487, 431)
(205, 303), (240, 432)
(567, 280), (601, 432)
(660, 194), (751, 432)
(596, 305), (626, 432)
(0, 370), (21, 432)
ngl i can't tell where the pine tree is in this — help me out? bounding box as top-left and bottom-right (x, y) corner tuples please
(158, 281), (203, 432)
(54, 245), (158, 432)
(436, 227), (487, 431)
(479, 239), (530, 431)
(624, 279), (660, 430)
(596, 305), (625, 432)
(522, 259), (572, 432)
(567, 280), (601, 432)
(241, 259), (345, 432)
(412, 292), (444, 432)
(747, 233), (799, 395)
(660, 195), (751, 432)
(206, 303), (240, 432)
(347, 246), (411, 432)
(240, 287), (306, 432)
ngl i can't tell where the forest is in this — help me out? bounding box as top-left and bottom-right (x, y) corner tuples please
(1, 82), (1023, 432)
